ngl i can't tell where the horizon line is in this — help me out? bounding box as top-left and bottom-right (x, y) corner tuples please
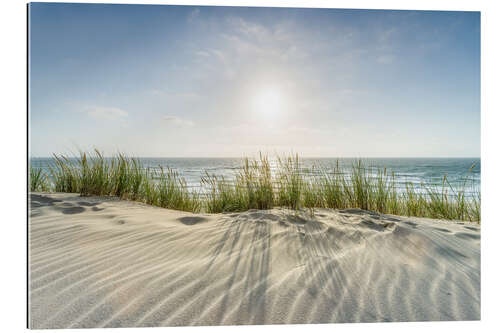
(29, 155), (482, 159)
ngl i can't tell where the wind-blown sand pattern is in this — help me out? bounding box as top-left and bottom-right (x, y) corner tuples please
(29, 193), (480, 328)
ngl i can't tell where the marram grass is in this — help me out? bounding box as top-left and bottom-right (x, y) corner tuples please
(29, 166), (50, 192)
(29, 150), (480, 222)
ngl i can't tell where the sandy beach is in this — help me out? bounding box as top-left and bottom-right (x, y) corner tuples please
(28, 192), (480, 328)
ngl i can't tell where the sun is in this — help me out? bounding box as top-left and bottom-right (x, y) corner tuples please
(252, 86), (284, 118)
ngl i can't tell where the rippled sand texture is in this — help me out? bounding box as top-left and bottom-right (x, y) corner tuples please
(29, 193), (480, 329)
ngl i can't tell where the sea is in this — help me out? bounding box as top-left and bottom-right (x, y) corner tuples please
(30, 157), (481, 198)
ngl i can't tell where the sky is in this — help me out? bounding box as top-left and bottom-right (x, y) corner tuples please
(29, 3), (480, 157)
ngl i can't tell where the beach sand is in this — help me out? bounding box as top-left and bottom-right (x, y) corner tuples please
(28, 193), (480, 328)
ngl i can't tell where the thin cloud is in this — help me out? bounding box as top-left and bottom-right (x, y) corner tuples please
(195, 50), (211, 57)
(187, 8), (200, 23)
(377, 54), (396, 64)
(150, 90), (200, 100)
(163, 115), (195, 128)
(85, 107), (128, 120)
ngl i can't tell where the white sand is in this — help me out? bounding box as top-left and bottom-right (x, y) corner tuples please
(28, 193), (480, 328)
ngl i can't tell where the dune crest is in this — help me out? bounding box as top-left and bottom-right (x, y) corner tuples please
(29, 193), (480, 328)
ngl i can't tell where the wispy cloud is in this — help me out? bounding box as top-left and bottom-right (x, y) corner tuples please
(149, 90), (200, 100)
(85, 106), (128, 120)
(377, 27), (398, 43)
(189, 16), (309, 74)
(163, 115), (195, 128)
(377, 54), (396, 64)
(187, 8), (200, 23)
(195, 50), (211, 57)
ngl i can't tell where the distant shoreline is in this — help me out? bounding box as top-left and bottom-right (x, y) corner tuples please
(30, 156), (482, 159)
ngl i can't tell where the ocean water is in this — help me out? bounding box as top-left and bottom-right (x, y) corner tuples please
(30, 157), (480, 198)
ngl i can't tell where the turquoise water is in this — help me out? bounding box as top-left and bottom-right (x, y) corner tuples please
(30, 157), (480, 197)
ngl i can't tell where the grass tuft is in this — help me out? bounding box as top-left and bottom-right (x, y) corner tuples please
(30, 150), (480, 222)
(29, 166), (49, 192)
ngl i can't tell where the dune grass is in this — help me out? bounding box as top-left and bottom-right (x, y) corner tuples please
(36, 150), (202, 213)
(29, 150), (480, 222)
(276, 154), (303, 210)
(29, 166), (50, 192)
(201, 154), (274, 213)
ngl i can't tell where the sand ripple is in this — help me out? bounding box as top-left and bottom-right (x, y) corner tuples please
(29, 193), (480, 328)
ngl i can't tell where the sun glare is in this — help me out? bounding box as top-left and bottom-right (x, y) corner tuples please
(253, 87), (284, 118)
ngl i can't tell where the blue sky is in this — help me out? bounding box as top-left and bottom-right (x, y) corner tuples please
(29, 3), (480, 157)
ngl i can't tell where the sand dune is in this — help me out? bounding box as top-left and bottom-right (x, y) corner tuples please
(28, 193), (480, 328)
